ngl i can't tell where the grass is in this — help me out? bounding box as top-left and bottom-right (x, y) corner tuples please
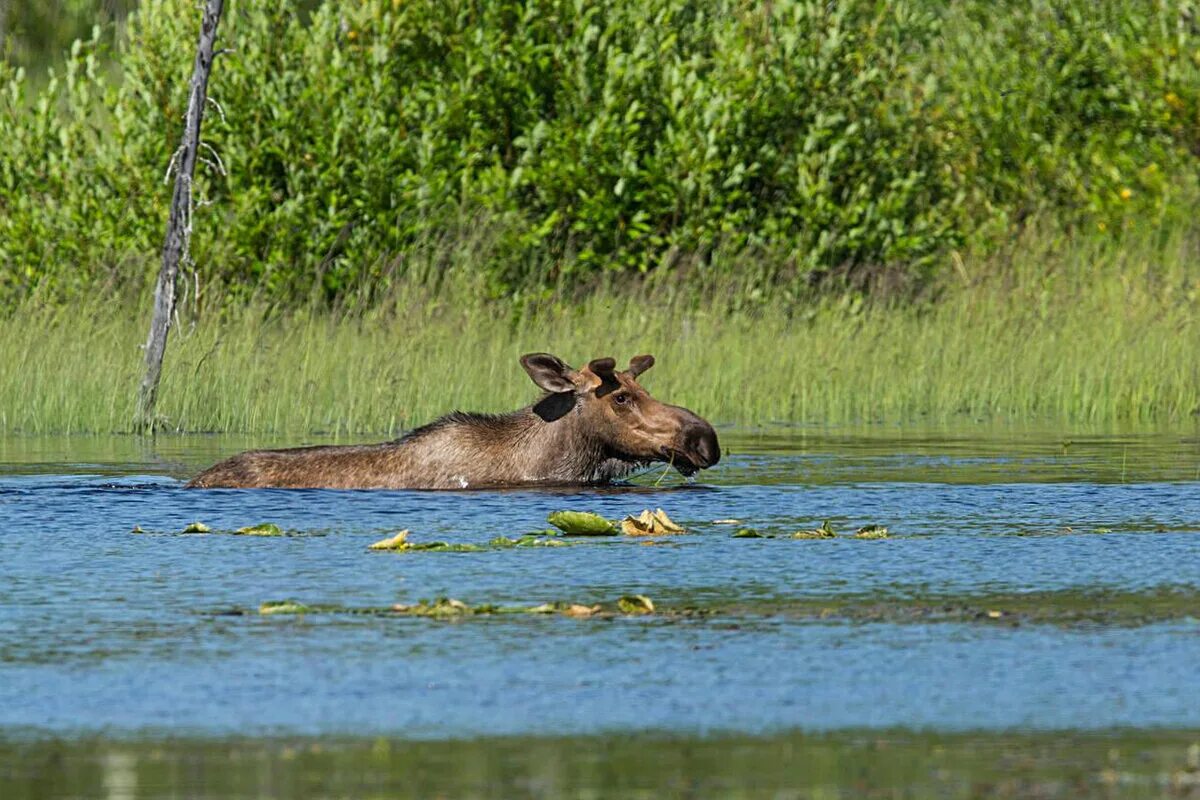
(0, 225), (1197, 435)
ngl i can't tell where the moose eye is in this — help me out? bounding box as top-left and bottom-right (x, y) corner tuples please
(613, 392), (631, 405)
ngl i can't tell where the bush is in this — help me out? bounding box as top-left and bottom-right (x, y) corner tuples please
(0, 0), (1197, 308)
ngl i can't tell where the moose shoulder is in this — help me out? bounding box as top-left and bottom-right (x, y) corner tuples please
(186, 353), (720, 490)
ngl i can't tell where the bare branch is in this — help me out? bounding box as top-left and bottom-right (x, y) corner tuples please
(135, 0), (225, 434)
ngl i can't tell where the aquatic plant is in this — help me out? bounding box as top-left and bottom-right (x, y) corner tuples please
(488, 535), (569, 548)
(793, 521), (838, 540)
(621, 509), (686, 536)
(235, 522), (284, 537)
(732, 529), (766, 539)
(617, 595), (655, 615)
(854, 525), (890, 540)
(258, 600), (309, 615)
(547, 511), (618, 536)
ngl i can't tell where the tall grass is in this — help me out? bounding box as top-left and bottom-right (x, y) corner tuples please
(1, 226), (1197, 436)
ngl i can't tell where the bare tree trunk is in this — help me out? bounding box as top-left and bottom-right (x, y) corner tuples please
(134, 0), (224, 434)
(0, 0), (9, 53)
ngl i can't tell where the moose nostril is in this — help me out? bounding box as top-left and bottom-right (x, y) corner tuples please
(687, 426), (720, 467)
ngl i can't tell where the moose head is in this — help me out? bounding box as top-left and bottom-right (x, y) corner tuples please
(520, 352), (721, 477)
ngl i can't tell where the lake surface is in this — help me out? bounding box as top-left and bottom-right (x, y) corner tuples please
(2, 426), (1199, 796)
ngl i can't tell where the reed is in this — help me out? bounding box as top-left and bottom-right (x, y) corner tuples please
(1, 226), (1196, 435)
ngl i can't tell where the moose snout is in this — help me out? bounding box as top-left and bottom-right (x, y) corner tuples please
(687, 424), (721, 468)
(679, 413), (721, 469)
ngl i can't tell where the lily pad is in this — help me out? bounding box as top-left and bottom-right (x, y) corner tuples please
(794, 521), (837, 539)
(547, 510), (618, 536)
(235, 522), (284, 537)
(617, 594), (655, 615)
(732, 528), (765, 538)
(181, 521), (211, 534)
(622, 508), (686, 536)
(259, 600), (309, 615)
(855, 525), (890, 540)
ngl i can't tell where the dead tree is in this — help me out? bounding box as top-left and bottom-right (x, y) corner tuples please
(134, 0), (224, 434)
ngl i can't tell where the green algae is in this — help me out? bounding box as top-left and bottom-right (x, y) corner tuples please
(181, 522), (211, 533)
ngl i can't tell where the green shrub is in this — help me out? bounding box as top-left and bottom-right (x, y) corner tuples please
(0, 0), (1197, 308)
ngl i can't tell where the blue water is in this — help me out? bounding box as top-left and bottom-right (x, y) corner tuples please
(1, 429), (1199, 738)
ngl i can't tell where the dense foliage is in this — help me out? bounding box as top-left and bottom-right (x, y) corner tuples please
(1, 0), (1198, 307)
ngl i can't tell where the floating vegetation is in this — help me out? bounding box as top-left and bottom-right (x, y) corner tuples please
(621, 508), (686, 536)
(368, 530), (412, 550)
(1010, 521), (1200, 538)
(489, 535), (569, 548)
(133, 521), (308, 537)
(563, 604), (602, 617)
(617, 595), (655, 615)
(235, 523), (284, 537)
(369, 530), (568, 552)
(391, 598), (476, 617)
(854, 525), (890, 540)
(547, 511), (618, 536)
(410, 542), (485, 552)
(259, 600), (310, 615)
(251, 595), (663, 620)
(793, 521), (837, 539)
(732, 528), (766, 538)
(243, 588), (1200, 627)
(368, 531), (486, 552)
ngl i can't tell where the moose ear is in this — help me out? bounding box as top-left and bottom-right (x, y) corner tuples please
(520, 353), (578, 394)
(628, 354), (655, 378)
(586, 357), (617, 377)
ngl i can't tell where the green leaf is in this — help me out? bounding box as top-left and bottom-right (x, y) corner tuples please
(547, 511), (618, 535)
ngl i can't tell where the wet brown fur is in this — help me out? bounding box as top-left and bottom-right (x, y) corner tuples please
(186, 354), (720, 490)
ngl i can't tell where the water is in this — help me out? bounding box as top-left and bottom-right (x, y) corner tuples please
(2, 427), (1200, 795)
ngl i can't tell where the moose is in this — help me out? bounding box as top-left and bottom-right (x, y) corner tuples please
(187, 353), (720, 489)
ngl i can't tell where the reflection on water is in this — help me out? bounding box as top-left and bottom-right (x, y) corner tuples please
(4, 729), (1200, 800)
(0, 426), (1198, 749)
